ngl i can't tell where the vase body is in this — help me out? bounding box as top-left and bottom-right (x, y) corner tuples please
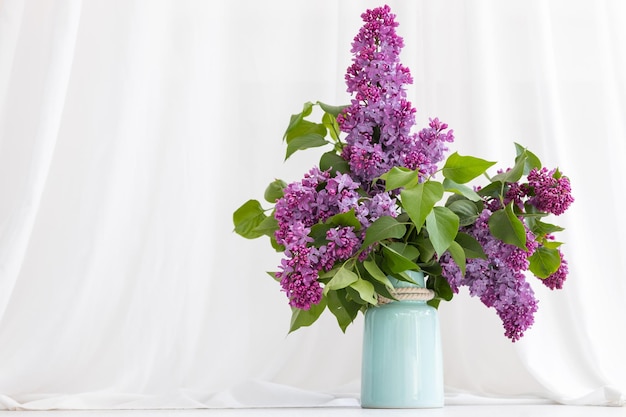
(361, 270), (444, 408)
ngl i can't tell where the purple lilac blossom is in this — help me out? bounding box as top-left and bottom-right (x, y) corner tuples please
(440, 209), (539, 342)
(527, 167), (574, 215)
(504, 181), (529, 210)
(337, 5), (453, 190)
(483, 171), (529, 212)
(541, 249), (568, 290)
(274, 167), (396, 310)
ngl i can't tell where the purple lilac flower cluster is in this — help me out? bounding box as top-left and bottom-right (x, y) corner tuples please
(541, 244), (569, 290)
(274, 167), (396, 310)
(527, 167), (574, 215)
(440, 161), (574, 341)
(337, 5), (454, 190)
(440, 209), (540, 342)
(489, 167), (574, 215)
(481, 167), (573, 292)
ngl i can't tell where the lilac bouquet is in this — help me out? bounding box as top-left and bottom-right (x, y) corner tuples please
(233, 5), (573, 342)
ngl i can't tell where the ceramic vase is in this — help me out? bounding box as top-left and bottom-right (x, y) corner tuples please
(360, 270), (444, 408)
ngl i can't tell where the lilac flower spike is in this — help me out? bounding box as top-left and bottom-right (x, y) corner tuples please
(338, 5), (453, 190)
(440, 209), (539, 341)
(528, 167), (574, 215)
(274, 168), (395, 310)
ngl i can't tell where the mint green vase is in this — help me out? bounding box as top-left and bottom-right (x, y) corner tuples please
(361, 270), (444, 408)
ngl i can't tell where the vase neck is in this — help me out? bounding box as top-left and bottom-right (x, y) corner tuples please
(388, 270), (425, 288)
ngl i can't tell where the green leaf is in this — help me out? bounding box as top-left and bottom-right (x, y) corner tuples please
(419, 260), (442, 277)
(345, 287), (368, 305)
(443, 178), (482, 202)
(443, 152), (496, 184)
(264, 179), (287, 203)
(252, 214), (279, 237)
(447, 240), (466, 276)
(455, 232), (486, 259)
(430, 275), (454, 301)
(381, 244), (420, 273)
(363, 259), (394, 288)
(309, 210), (363, 247)
(283, 101), (314, 139)
(302, 101), (315, 116)
(394, 270), (419, 285)
(414, 233), (436, 263)
(270, 236), (285, 252)
(543, 240), (563, 249)
(381, 167), (419, 191)
(319, 151), (350, 174)
(477, 181), (504, 199)
(309, 223), (333, 247)
(285, 132), (329, 160)
(324, 264), (358, 293)
(488, 203), (527, 249)
(529, 246), (561, 278)
(318, 102), (348, 117)
(367, 277), (397, 301)
(425, 206), (460, 257)
(528, 219), (565, 236)
(285, 108), (318, 143)
(289, 297), (327, 333)
(492, 152), (526, 183)
(446, 199), (480, 226)
(360, 216), (406, 250)
(322, 112), (340, 141)
(514, 143), (542, 174)
(400, 180), (444, 230)
(233, 199), (266, 239)
(350, 279), (378, 305)
(327, 209), (361, 231)
(386, 241), (420, 261)
(318, 266), (340, 280)
(326, 289), (360, 332)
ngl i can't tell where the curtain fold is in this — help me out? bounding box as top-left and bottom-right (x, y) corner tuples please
(0, 0), (82, 320)
(0, 0), (624, 410)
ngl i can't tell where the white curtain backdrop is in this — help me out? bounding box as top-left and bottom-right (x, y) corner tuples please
(0, 0), (624, 410)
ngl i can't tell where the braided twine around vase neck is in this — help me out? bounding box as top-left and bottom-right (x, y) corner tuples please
(377, 287), (435, 305)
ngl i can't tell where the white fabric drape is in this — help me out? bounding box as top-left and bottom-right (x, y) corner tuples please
(0, 0), (624, 410)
